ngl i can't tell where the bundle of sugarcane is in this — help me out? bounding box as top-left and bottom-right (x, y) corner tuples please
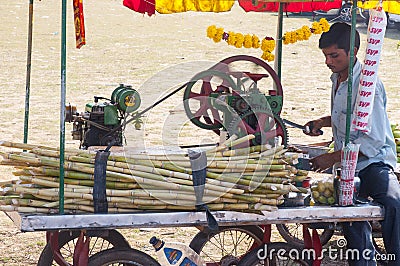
(0, 136), (307, 214)
(391, 123), (400, 163)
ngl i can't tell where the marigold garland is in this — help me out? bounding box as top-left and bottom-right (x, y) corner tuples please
(206, 25), (275, 61)
(206, 18), (330, 62)
(283, 18), (330, 45)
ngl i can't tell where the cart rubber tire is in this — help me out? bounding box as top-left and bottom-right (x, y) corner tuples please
(189, 225), (264, 265)
(339, 3), (352, 23)
(371, 220), (388, 266)
(395, 22), (400, 31)
(37, 229), (130, 266)
(238, 242), (311, 266)
(276, 223), (334, 248)
(88, 248), (160, 266)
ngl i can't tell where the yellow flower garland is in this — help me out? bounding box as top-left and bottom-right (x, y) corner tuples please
(206, 18), (330, 62)
(206, 25), (275, 61)
(283, 18), (330, 45)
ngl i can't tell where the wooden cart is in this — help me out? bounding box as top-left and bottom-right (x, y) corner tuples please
(4, 203), (384, 265)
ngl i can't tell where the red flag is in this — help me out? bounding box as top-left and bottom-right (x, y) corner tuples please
(239, 0), (341, 13)
(73, 0), (85, 49)
(123, 0), (155, 16)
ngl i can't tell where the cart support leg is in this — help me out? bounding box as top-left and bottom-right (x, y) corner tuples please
(47, 231), (70, 266)
(73, 231), (90, 266)
(261, 224), (272, 243)
(302, 225), (322, 266)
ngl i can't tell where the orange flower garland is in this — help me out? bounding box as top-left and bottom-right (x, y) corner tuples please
(206, 18), (330, 62)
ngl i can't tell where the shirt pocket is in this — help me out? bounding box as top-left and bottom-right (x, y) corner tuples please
(337, 111), (359, 141)
(337, 111), (348, 137)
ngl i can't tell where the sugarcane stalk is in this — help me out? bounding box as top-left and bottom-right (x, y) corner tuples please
(33, 175), (139, 189)
(260, 145), (284, 157)
(0, 141), (302, 214)
(207, 134), (238, 153)
(206, 135), (255, 155)
(36, 167), (121, 182)
(17, 152), (245, 196)
(0, 140), (57, 151)
(0, 205), (54, 213)
(240, 175), (289, 183)
(230, 194), (283, 205)
(44, 198), (89, 208)
(253, 203), (279, 212)
(17, 176), (238, 202)
(242, 192), (283, 199)
(245, 170), (291, 177)
(11, 198), (58, 207)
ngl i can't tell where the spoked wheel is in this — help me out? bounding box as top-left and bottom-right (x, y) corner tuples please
(371, 221), (388, 266)
(215, 55), (284, 105)
(275, 223), (334, 248)
(183, 69), (238, 135)
(339, 2), (352, 23)
(37, 230), (130, 266)
(228, 108), (288, 148)
(189, 225), (264, 265)
(238, 242), (311, 266)
(183, 55), (284, 137)
(87, 248), (160, 266)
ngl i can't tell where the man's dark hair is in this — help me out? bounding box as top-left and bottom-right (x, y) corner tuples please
(319, 22), (360, 54)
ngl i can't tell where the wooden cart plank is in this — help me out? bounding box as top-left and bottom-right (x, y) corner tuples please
(7, 203), (384, 232)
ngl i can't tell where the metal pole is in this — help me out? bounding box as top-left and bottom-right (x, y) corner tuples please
(59, 0), (67, 214)
(24, 0), (34, 144)
(274, 2), (284, 81)
(345, 1), (358, 145)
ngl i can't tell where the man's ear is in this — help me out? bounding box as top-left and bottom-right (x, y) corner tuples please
(354, 47), (359, 56)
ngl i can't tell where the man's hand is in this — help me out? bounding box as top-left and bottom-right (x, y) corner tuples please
(303, 121), (323, 136)
(303, 117), (331, 136)
(309, 151), (341, 172)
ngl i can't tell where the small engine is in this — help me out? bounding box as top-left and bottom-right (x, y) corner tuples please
(66, 84), (141, 149)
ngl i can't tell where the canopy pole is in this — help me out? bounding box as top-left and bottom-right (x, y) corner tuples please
(345, 0), (358, 145)
(24, 0), (34, 144)
(274, 2), (284, 81)
(59, 0), (67, 214)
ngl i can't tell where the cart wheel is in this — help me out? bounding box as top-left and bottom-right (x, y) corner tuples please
(371, 221), (388, 266)
(276, 223), (334, 248)
(338, 2), (352, 23)
(37, 229), (130, 266)
(238, 242), (311, 266)
(189, 225), (264, 265)
(88, 248), (160, 266)
(373, 235), (388, 266)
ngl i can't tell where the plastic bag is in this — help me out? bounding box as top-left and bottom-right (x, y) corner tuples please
(310, 176), (335, 205)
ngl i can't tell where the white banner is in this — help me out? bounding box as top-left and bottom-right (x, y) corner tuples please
(352, 7), (387, 133)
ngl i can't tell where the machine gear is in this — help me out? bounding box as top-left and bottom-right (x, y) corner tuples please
(228, 107), (288, 148)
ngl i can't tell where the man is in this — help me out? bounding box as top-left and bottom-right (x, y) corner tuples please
(305, 22), (400, 265)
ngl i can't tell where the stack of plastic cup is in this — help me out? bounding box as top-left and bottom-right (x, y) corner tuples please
(339, 143), (360, 206)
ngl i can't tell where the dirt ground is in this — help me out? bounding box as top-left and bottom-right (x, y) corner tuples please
(0, 0), (399, 265)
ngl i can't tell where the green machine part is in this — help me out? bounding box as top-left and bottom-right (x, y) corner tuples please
(225, 94), (283, 115)
(85, 103), (119, 125)
(104, 105), (119, 125)
(111, 84), (141, 113)
(209, 92), (283, 129)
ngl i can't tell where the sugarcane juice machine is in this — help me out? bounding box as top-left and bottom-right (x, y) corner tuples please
(65, 55), (289, 149)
